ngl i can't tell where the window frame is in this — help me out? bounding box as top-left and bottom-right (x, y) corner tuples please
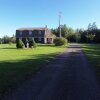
(29, 31), (32, 35)
(39, 30), (41, 35)
(20, 31), (22, 35)
(38, 37), (41, 41)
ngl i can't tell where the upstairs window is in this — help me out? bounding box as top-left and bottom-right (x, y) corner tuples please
(39, 31), (41, 35)
(29, 31), (32, 35)
(20, 31), (22, 35)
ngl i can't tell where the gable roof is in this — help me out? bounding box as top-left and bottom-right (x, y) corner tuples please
(16, 27), (48, 31)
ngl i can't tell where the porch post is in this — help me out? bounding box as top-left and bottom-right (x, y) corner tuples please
(44, 38), (47, 43)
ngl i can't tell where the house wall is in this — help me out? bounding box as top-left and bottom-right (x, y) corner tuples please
(34, 38), (44, 43)
(16, 28), (54, 44)
(16, 30), (45, 38)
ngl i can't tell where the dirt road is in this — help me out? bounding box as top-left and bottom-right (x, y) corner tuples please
(4, 44), (100, 100)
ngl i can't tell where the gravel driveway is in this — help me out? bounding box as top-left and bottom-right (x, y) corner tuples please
(4, 44), (100, 100)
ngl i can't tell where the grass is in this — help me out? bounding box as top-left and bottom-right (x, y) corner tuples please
(0, 44), (66, 99)
(81, 44), (100, 78)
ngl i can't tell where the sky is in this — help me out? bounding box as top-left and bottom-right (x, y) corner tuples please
(0, 0), (100, 37)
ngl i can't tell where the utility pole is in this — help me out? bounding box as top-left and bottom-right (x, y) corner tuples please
(59, 12), (61, 37)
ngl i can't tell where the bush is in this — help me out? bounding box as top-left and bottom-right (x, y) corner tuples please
(23, 38), (29, 47)
(9, 42), (12, 45)
(29, 39), (37, 48)
(16, 39), (25, 48)
(54, 37), (67, 46)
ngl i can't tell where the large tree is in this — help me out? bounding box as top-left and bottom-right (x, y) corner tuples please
(51, 24), (75, 42)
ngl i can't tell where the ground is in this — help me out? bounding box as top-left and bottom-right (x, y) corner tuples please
(81, 44), (100, 80)
(3, 43), (100, 100)
(0, 44), (65, 99)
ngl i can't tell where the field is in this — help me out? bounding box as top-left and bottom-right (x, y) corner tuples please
(0, 44), (66, 98)
(81, 44), (100, 78)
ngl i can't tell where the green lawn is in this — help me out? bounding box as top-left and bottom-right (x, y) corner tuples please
(81, 44), (100, 78)
(0, 44), (66, 99)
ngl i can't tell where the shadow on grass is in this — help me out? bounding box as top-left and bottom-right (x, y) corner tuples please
(0, 53), (57, 99)
(37, 44), (67, 48)
(81, 44), (100, 83)
(37, 44), (55, 47)
(68, 44), (80, 48)
(0, 48), (16, 49)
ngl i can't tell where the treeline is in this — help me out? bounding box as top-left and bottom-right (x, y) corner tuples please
(51, 22), (100, 43)
(0, 22), (100, 44)
(0, 35), (16, 44)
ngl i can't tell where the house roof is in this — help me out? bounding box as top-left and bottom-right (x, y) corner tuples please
(16, 27), (48, 31)
(45, 33), (55, 38)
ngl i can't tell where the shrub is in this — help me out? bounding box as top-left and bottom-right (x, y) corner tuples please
(29, 39), (37, 48)
(54, 37), (67, 46)
(23, 38), (29, 47)
(16, 39), (25, 48)
(9, 42), (12, 45)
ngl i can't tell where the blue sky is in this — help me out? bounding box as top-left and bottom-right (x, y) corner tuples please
(0, 0), (100, 37)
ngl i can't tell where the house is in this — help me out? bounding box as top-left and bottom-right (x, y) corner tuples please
(16, 26), (55, 45)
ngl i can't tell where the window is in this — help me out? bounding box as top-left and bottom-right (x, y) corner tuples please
(29, 31), (32, 35)
(39, 31), (41, 35)
(20, 37), (22, 40)
(20, 31), (22, 35)
(29, 37), (33, 41)
(38, 37), (41, 41)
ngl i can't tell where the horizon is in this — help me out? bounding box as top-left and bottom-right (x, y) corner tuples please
(0, 0), (100, 38)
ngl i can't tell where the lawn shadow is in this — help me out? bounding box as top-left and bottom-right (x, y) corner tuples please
(81, 44), (100, 86)
(1, 47), (17, 49)
(0, 52), (59, 100)
(68, 44), (80, 48)
(37, 44), (55, 47)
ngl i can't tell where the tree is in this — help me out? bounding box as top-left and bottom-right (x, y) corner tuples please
(51, 28), (59, 37)
(29, 39), (37, 48)
(88, 23), (92, 31)
(2, 35), (10, 44)
(54, 37), (67, 46)
(75, 29), (81, 42)
(0, 38), (2, 44)
(86, 34), (95, 43)
(10, 35), (16, 43)
(16, 39), (25, 48)
(51, 24), (75, 42)
(92, 22), (97, 30)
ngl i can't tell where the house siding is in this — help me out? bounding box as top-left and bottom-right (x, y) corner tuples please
(34, 38), (44, 43)
(16, 30), (45, 38)
(16, 27), (54, 44)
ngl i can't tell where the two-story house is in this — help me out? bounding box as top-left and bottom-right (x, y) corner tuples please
(16, 26), (55, 44)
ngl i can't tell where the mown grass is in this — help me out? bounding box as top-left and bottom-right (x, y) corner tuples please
(81, 44), (100, 78)
(0, 44), (66, 99)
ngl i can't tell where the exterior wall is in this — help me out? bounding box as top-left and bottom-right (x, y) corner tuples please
(16, 30), (29, 38)
(44, 38), (47, 43)
(33, 30), (45, 37)
(16, 28), (54, 44)
(16, 38), (19, 43)
(34, 38), (44, 43)
(47, 38), (53, 44)
(16, 30), (45, 38)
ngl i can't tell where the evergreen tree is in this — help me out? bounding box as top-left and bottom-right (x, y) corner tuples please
(16, 39), (25, 48)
